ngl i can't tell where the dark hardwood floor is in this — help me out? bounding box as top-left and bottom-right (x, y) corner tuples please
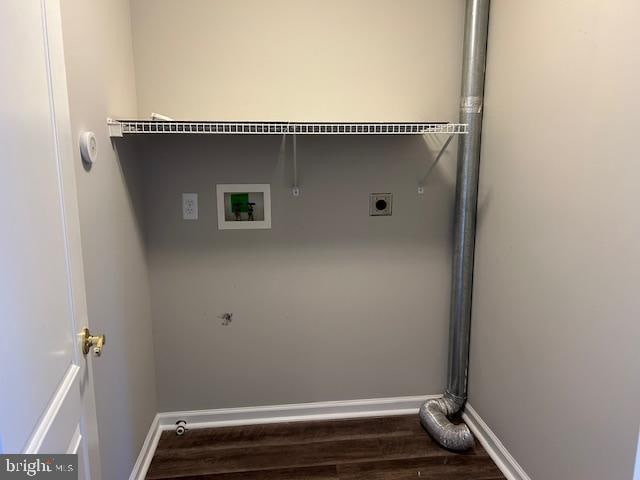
(146, 415), (506, 479)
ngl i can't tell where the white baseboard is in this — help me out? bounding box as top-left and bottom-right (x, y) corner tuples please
(462, 403), (532, 480)
(130, 396), (529, 480)
(157, 395), (439, 431)
(129, 414), (161, 480)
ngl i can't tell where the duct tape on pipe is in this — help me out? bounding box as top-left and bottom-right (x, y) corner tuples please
(460, 96), (483, 114)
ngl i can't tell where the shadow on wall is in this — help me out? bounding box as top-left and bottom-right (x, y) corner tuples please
(117, 133), (459, 252)
(117, 133), (460, 411)
(111, 137), (149, 243)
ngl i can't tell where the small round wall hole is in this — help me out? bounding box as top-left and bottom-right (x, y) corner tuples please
(375, 199), (387, 211)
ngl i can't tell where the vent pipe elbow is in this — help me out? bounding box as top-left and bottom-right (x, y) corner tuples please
(419, 396), (474, 451)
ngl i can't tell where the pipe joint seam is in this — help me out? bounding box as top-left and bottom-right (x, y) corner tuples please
(460, 96), (483, 114)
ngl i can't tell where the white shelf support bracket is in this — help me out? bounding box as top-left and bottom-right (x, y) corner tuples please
(418, 134), (455, 194)
(107, 118), (123, 138)
(292, 133), (300, 197)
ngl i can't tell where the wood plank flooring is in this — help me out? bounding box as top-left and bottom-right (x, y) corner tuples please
(146, 415), (505, 480)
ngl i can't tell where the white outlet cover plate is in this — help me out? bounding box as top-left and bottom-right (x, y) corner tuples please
(369, 193), (393, 216)
(182, 193), (198, 220)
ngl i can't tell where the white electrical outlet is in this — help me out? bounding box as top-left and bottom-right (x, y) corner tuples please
(182, 193), (198, 220)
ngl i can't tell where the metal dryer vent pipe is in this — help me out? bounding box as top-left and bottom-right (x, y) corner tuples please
(419, 0), (490, 451)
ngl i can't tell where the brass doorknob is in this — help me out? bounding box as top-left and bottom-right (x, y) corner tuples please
(81, 328), (106, 356)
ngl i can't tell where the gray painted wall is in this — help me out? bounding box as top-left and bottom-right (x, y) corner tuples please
(60, 1), (157, 479)
(469, 1), (640, 479)
(141, 134), (457, 411)
(128, 0), (466, 412)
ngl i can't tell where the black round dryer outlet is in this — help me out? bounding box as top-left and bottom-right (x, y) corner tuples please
(375, 199), (388, 211)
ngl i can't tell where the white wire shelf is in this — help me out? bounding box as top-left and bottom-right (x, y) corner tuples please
(107, 119), (468, 137)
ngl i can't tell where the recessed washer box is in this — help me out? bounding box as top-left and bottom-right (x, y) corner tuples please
(216, 184), (272, 230)
(369, 193), (393, 216)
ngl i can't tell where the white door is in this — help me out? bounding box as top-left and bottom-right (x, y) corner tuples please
(0, 1), (101, 478)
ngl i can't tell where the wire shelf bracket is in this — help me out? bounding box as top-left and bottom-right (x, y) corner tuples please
(418, 133), (456, 194)
(291, 133), (300, 197)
